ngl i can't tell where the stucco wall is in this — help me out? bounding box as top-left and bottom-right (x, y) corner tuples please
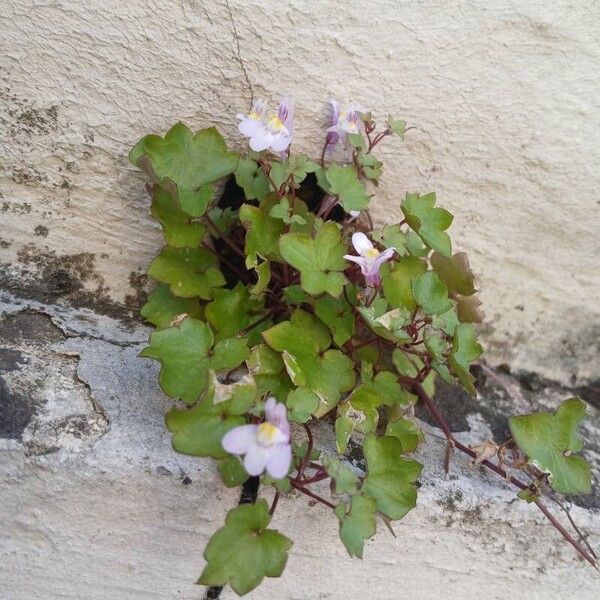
(1, 1), (599, 380)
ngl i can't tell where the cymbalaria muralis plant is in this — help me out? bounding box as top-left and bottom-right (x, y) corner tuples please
(130, 97), (597, 596)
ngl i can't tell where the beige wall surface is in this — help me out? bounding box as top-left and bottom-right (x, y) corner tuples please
(1, 0), (599, 382)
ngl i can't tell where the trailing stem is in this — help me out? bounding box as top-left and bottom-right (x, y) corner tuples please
(401, 376), (598, 570)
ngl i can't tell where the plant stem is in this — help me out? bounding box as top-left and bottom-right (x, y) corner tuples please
(204, 214), (246, 260)
(269, 491), (280, 515)
(402, 377), (599, 569)
(201, 242), (251, 284)
(289, 478), (336, 510)
(236, 309), (275, 338)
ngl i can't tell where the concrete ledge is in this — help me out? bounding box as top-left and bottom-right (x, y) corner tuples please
(1, 292), (599, 599)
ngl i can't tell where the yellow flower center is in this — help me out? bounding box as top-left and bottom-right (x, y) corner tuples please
(248, 110), (262, 120)
(267, 115), (287, 132)
(257, 422), (279, 446)
(364, 247), (380, 259)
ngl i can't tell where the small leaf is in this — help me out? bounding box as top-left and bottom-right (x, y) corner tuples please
(411, 271), (453, 315)
(283, 285), (308, 305)
(509, 398), (591, 495)
(430, 252), (476, 297)
(140, 284), (203, 329)
(166, 383), (256, 457)
(269, 197), (308, 225)
(358, 306), (413, 344)
(401, 192), (453, 257)
(314, 294), (355, 346)
(372, 224), (407, 255)
(335, 495), (377, 558)
(432, 308), (459, 336)
(362, 434), (423, 520)
(286, 387), (320, 423)
(218, 455), (249, 488)
(130, 124), (239, 215)
(456, 294), (484, 323)
(386, 117), (407, 137)
(279, 222), (347, 297)
(325, 165), (370, 212)
(322, 456), (360, 495)
(448, 323), (483, 395)
(198, 500), (293, 595)
(150, 185), (205, 248)
(140, 318), (248, 405)
(381, 257), (427, 311)
(385, 418), (423, 453)
(239, 197), (285, 268)
(235, 157), (271, 201)
(251, 261), (271, 296)
(148, 246), (225, 299)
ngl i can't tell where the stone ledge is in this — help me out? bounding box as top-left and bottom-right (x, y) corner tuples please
(1, 292), (598, 599)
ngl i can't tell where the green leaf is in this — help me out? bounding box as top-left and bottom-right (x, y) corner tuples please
(335, 385), (381, 452)
(283, 285), (308, 305)
(381, 257), (427, 311)
(218, 455), (249, 488)
(270, 155), (319, 188)
(166, 383), (256, 457)
(207, 206), (236, 235)
(198, 500), (293, 595)
(148, 246), (225, 299)
(325, 165), (370, 212)
(448, 323), (483, 396)
(140, 284), (203, 329)
(358, 306), (413, 344)
(130, 124), (238, 216)
(239, 197), (285, 268)
(335, 495), (377, 558)
(279, 222), (347, 297)
(286, 387), (320, 423)
(385, 418), (423, 453)
(251, 261), (271, 296)
(359, 153), (383, 183)
(411, 271), (453, 315)
(235, 157), (271, 201)
(205, 283), (266, 344)
(401, 192), (453, 257)
(247, 345), (294, 400)
(430, 252), (476, 297)
(432, 307), (459, 336)
(372, 224), (407, 255)
(140, 318), (248, 404)
(314, 294), (355, 346)
(150, 185), (205, 248)
(269, 197), (307, 225)
(517, 489), (538, 503)
(386, 117), (406, 137)
(262, 310), (355, 416)
(322, 456), (360, 495)
(362, 434), (423, 520)
(405, 230), (430, 257)
(335, 412), (354, 454)
(509, 398), (591, 494)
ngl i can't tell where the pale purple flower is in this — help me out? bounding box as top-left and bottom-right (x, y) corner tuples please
(221, 397), (292, 479)
(236, 97), (294, 153)
(344, 232), (395, 287)
(326, 99), (363, 148)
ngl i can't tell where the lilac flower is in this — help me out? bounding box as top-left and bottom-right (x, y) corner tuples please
(236, 97), (294, 153)
(326, 99), (362, 148)
(344, 232), (395, 287)
(221, 397), (292, 479)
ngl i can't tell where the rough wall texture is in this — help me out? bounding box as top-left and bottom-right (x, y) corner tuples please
(1, 0), (599, 382)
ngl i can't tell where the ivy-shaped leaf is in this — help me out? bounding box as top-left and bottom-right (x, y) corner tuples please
(509, 398), (591, 494)
(357, 306), (413, 344)
(150, 185), (205, 248)
(198, 500), (293, 595)
(381, 257), (427, 311)
(239, 196), (285, 268)
(279, 222), (347, 297)
(140, 284), (203, 329)
(411, 271), (453, 315)
(359, 153), (383, 183)
(270, 155), (320, 188)
(335, 385), (381, 453)
(262, 310), (355, 416)
(286, 387), (320, 423)
(448, 323), (483, 396)
(130, 124), (239, 216)
(247, 344), (294, 400)
(205, 282), (267, 345)
(140, 317), (249, 404)
(218, 455), (249, 488)
(385, 418), (423, 453)
(235, 157), (271, 201)
(362, 434), (423, 520)
(166, 384), (256, 457)
(456, 294), (484, 324)
(322, 456), (360, 495)
(269, 197), (308, 225)
(335, 495), (377, 558)
(251, 261), (271, 296)
(432, 307), (459, 336)
(401, 192), (453, 257)
(372, 224), (407, 255)
(148, 246), (225, 299)
(314, 294), (355, 346)
(325, 165), (370, 212)
(386, 116), (407, 137)
(430, 251), (476, 297)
